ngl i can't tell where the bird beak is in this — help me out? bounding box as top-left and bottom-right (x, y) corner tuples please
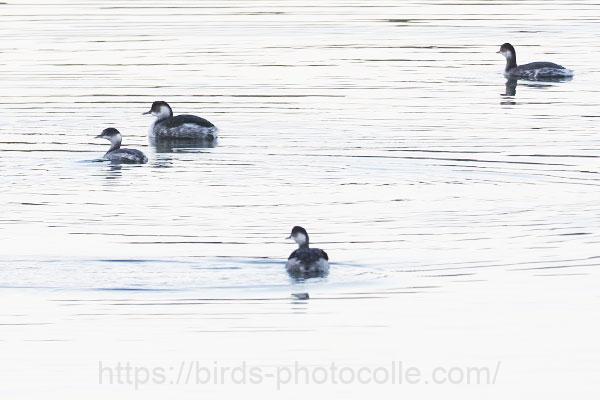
(496, 50), (501, 54)
(94, 134), (103, 138)
(142, 111), (151, 115)
(286, 235), (292, 240)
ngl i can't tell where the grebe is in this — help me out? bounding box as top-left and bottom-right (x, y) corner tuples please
(143, 101), (218, 141)
(95, 128), (147, 164)
(497, 43), (573, 80)
(286, 226), (329, 278)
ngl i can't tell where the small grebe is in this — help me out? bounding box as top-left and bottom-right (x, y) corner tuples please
(286, 226), (329, 278)
(497, 43), (573, 80)
(95, 128), (147, 164)
(143, 101), (218, 141)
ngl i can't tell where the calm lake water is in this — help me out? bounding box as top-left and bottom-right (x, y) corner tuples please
(1, 1), (599, 398)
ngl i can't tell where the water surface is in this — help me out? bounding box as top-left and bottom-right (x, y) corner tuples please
(0, 1), (599, 398)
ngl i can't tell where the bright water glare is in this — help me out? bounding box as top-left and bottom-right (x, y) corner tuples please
(0, 1), (599, 399)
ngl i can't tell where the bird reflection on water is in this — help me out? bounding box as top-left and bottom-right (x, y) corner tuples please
(149, 137), (218, 153)
(501, 76), (573, 98)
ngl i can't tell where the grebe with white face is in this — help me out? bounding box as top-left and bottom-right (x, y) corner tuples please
(286, 226), (329, 279)
(95, 128), (148, 164)
(497, 43), (573, 80)
(143, 101), (218, 141)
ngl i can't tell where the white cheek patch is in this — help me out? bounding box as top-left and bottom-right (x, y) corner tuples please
(502, 50), (514, 59)
(110, 133), (122, 145)
(294, 233), (307, 245)
(159, 105), (171, 118)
